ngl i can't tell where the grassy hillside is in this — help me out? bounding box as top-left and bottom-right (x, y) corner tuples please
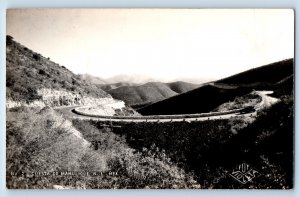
(139, 59), (294, 115)
(107, 82), (178, 107)
(166, 81), (201, 94)
(6, 35), (110, 102)
(106, 81), (200, 108)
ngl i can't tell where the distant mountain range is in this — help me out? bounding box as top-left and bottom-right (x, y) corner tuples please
(78, 75), (202, 108)
(78, 74), (156, 85)
(138, 58), (294, 115)
(78, 73), (212, 85)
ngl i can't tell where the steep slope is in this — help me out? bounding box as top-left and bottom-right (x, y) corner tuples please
(273, 74), (294, 96)
(138, 59), (294, 115)
(108, 82), (178, 107)
(6, 35), (110, 105)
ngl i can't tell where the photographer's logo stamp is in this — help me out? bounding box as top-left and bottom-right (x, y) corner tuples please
(228, 163), (259, 184)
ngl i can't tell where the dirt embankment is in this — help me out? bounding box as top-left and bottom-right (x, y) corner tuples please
(6, 88), (125, 109)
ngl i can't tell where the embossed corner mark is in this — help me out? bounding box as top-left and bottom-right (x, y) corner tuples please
(228, 163), (259, 184)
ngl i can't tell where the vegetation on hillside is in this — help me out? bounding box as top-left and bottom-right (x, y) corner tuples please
(6, 35), (110, 102)
(107, 82), (178, 107)
(6, 107), (199, 189)
(93, 94), (293, 188)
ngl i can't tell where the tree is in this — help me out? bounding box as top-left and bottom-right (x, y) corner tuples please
(6, 35), (13, 45)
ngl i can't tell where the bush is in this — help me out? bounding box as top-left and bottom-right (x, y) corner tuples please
(73, 119), (200, 188)
(38, 69), (46, 75)
(32, 54), (41, 61)
(6, 35), (13, 45)
(6, 107), (91, 188)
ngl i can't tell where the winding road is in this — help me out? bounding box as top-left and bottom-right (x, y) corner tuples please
(55, 105), (254, 123)
(55, 91), (278, 123)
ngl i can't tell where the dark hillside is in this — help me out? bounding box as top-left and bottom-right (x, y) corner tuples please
(216, 58), (293, 86)
(138, 85), (251, 115)
(108, 94), (293, 188)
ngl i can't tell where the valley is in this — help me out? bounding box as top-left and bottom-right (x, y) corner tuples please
(6, 35), (294, 189)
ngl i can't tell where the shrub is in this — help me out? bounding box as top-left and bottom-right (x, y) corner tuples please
(72, 119), (200, 188)
(38, 69), (46, 75)
(6, 107), (91, 188)
(6, 35), (13, 45)
(33, 54), (41, 61)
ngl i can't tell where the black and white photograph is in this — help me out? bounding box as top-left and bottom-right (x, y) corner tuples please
(6, 9), (294, 189)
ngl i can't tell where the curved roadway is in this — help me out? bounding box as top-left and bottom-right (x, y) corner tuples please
(55, 91), (278, 123)
(55, 105), (254, 122)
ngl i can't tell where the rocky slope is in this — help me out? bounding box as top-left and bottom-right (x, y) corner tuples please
(6, 35), (111, 107)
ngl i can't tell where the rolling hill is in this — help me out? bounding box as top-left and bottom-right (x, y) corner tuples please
(166, 81), (201, 94)
(78, 74), (107, 85)
(107, 82), (177, 107)
(6, 35), (110, 102)
(98, 82), (137, 92)
(138, 59), (294, 115)
(107, 81), (201, 108)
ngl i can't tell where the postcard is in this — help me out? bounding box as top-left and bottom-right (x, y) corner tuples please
(6, 9), (294, 189)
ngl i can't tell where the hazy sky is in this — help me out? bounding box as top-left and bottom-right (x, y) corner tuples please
(7, 9), (294, 83)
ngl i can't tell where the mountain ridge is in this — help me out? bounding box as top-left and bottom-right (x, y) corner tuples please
(138, 58), (294, 115)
